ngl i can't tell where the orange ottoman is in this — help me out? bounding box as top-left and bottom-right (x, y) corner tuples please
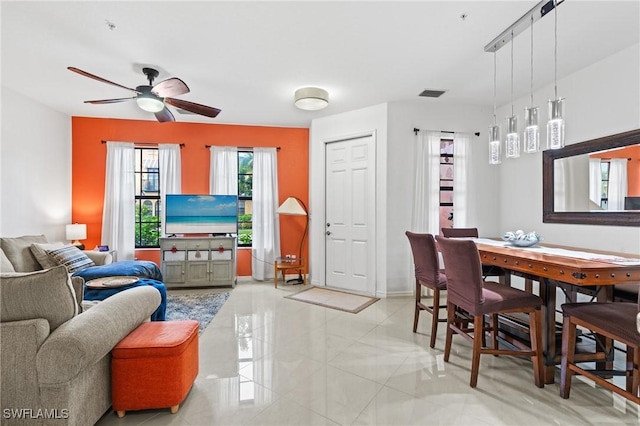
(111, 320), (199, 417)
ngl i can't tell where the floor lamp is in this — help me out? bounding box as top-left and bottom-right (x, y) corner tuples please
(276, 196), (308, 285)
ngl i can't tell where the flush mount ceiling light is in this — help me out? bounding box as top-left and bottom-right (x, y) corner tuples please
(294, 87), (329, 111)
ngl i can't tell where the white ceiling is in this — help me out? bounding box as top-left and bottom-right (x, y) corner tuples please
(2, 1), (638, 128)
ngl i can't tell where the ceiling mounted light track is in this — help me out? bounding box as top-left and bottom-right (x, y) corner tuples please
(484, 0), (564, 53)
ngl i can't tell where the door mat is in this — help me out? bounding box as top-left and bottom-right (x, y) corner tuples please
(285, 286), (379, 314)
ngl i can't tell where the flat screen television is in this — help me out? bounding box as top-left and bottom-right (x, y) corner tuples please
(165, 194), (238, 235)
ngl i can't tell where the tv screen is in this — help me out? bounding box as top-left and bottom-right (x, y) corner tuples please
(165, 194), (238, 235)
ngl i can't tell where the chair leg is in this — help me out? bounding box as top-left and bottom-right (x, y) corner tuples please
(491, 313), (499, 352)
(470, 315), (484, 388)
(413, 281), (420, 333)
(633, 348), (640, 398)
(560, 315), (577, 398)
(529, 308), (544, 388)
(444, 302), (456, 362)
(429, 288), (440, 348)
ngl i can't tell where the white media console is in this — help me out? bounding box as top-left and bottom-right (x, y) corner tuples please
(160, 236), (236, 288)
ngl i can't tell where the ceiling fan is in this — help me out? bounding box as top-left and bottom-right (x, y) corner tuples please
(67, 66), (221, 123)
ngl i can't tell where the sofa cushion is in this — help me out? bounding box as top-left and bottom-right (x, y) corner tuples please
(0, 234), (48, 272)
(47, 245), (96, 274)
(0, 248), (15, 272)
(0, 265), (77, 331)
(30, 241), (65, 269)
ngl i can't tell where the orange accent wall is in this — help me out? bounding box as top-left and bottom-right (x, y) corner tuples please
(71, 117), (309, 277)
(590, 145), (640, 196)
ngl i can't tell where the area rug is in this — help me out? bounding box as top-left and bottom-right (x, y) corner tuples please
(285, 286), (379, 314)
(165, 291), (230, 333)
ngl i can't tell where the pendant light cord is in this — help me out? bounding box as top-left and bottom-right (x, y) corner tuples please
(510, 30), (514, 117)
(530, 16), (534, 107)
(493, 51), (497, 125)
(554, 0), (558, 99)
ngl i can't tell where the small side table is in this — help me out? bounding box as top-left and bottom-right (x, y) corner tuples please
(274, 257), (306, 288)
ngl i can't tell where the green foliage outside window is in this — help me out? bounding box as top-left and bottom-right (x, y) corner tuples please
(135, 203), (160, 247)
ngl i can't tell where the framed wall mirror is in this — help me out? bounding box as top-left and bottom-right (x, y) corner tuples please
(543, 128), (640, 226)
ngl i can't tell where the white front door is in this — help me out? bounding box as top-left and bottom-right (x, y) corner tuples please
(325, 134), (376, 295)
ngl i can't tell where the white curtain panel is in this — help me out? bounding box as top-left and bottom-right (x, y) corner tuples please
(453, 132), (470, 228)
(159, 144), (182, 237)
(251, 148), (280, 280)
(209, 146), (238, 195)
(608, 159), (628, 210)
(411, 130), (441, 234)
(589, 158), (602, 206)
(102, 142), (135, 260)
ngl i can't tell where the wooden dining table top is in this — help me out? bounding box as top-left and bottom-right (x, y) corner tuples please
(471, 238), (640, 286)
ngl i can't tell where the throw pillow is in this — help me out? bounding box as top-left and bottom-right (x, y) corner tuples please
(0, 234), (48, 272)
(0, 248), (15, 272)
(0, 265), (78, 331)
(47, 245), (95, 274)
(30, 242), (65, 269)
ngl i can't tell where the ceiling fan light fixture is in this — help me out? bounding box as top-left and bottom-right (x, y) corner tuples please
(136, 95), (165, 113)
(294, 87), (329, 111)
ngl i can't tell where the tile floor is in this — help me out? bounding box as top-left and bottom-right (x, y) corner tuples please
(96, 280), (640, 425)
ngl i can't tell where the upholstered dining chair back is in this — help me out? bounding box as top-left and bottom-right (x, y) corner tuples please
(435, 236), (484, 314)
(405, 231), (448, 348)
(405, 231), (440, 287)
(441, 227), (479, 238)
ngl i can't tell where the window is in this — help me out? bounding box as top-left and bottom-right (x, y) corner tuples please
(600, 160), (610, 209)
(439, 138), (454, 232)
(134, 148), (161, 248)
(237, 151), (253, 247)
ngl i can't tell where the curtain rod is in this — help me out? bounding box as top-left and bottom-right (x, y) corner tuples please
(413, 128), (480, 137)
(101, 140), (185, 148)
(204, 145), (280, 150)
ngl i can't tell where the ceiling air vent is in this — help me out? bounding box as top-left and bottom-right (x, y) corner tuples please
(419, 89), (446, 98)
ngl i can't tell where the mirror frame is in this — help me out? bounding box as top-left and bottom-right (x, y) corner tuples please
(543, 128), (640, 226)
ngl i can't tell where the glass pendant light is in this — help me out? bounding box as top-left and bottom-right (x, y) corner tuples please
(489, 51), (501, 165)
(505, 31), (520, 159)
(524, 16), (540, 153)
(547, 0), (565, 149)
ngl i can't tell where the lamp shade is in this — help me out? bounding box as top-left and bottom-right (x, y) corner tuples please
(66, 223), (87, 241)
(294, 87), (329, 111)
(276, 197), (307, 216)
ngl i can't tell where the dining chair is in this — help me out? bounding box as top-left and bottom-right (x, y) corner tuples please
(559, 295), (640, 404)
(405, 231), (447, 348)
(435, 235), (544, 388)
(440, 227), (508, 284)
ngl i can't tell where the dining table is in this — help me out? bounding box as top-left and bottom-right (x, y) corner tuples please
(471, 238), (640, 384)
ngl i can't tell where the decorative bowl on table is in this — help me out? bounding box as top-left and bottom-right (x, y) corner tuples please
(502, 230), (542, 247)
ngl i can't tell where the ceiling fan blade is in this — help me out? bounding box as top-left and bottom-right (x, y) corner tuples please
(154, 107), (175, 123)
(152, 78), (190, 98)
(165, 97), (221, 118)
(68, 66), (140, 94)
(84, 97), (136, 104)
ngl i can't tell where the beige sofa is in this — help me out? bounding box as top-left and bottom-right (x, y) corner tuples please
(0, 236), (161, 425)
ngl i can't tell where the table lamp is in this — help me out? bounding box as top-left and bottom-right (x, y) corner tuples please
(276, 197), (308, 284)
(66, 223), (87, 250)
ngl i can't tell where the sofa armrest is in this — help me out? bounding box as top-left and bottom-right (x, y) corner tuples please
(36, 286), (161, 386)
(1, 319), (50, 410)
(83, 250), (112, 266)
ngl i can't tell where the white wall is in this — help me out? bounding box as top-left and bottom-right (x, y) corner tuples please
(385, 102), (495, 295)
(495, 43), (640, 254)
(1, 86), (72, 240)
(309, 104), (388, 293)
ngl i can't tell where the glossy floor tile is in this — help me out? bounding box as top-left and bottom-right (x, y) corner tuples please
(96, 280), (640, 425)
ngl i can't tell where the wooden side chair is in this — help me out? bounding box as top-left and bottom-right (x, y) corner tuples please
(435, 235), (544, 388)
(405, 231), (447, 348)
(560, 296), (640, 404)
(440, 227), (508, 284)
